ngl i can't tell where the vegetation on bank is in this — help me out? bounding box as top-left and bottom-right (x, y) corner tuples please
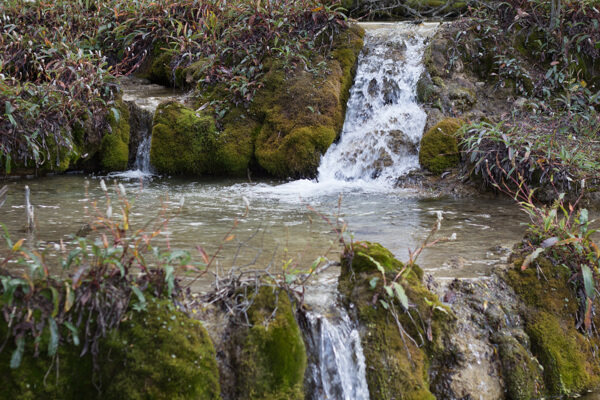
(0, 181), (222, 398)
(435, 0), (600, 196)
(0, 0), (350, 175)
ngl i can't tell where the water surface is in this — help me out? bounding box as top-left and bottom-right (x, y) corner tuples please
(0, 175), (526, 287)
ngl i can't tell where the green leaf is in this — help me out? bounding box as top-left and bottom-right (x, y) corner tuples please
(10, 337), (24, 369)
(392, 282), (409, 310)
(64, 321), (80, 346)
(62, 248), (82, 270)
(131, 286), (146, 311)
(580, 209), (589, 226)
(384, 285), (394, 298)
(581, 264), (595, 300)
(521, 248), (544, 270)
(111, 107), (120, 123)
(369, 277), (379, 289)
(379, 300), (389, 310)
(359, 253), (386, 276)
(48, 317), (59, 356)
(165, 265), (175, 297)
(49, 287), (60, 318)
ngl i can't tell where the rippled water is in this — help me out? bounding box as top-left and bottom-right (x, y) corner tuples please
(0, 175), (526, 284)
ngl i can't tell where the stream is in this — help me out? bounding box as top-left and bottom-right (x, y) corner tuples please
(0, 22), (531, 399)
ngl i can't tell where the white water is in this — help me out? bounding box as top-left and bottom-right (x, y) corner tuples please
(319, 23), (435, 184)
(304, 307), (370, 400)
(258, 22), (438, 198)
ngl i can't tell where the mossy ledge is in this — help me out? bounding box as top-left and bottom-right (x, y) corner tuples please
(226, 286), (307, 400)
(506, 254), (600, 397)
(338, 241), (455, 399)
(148, 25), (364, 179)
(419, 118), (463, 174)
(100, 99), (131, 172)
(0, 298), (221, 400)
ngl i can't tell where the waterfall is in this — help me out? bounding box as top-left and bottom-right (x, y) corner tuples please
(302, 306), (370, 400)
(317, 22), (438, 186)
(128, 103), (154, 174)
(111, 77), (181, 178)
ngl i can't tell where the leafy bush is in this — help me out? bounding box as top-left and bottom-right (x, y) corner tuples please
(0, 0), (348, 171)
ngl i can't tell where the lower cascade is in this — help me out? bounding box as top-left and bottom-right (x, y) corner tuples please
(302, 306), (370, 400)
(317, 22), (438, 185)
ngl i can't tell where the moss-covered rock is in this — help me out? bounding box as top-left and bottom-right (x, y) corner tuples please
(100, 299), (221, 400)
(251, 25), (364, 178)
(0, 329), (95, 399)
(492, 333), (544, 400)
(338, 241), (454, 399)
(150, 101), (254, 176)
(506, 255), (600, 396)
(419, 118), (463, 174)
(0, 298), (220, 400)
(232, 287), (306, 400)
(150, 101), (219, 175)
(100, 99), (131, 171)
(137, 42), (175, 87)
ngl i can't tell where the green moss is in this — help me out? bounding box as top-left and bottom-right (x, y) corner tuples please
(0, 329), (95, 399)
(506, 256), (600, 396)
(100, 299), (220, 400)
(175, 58), (210, 88)
(493, 334), (543, 400)
(527, 312), (588, 395)
(100, 99), (130, 171)
(251, 26), (363, 178)
(0, 298), (220, 400)
(338, 241), (453, 399)
(342, 241), (405, 274)
(137, 42), (174, 86)
(418, 118), (463, 174)
(150, 101), (219, 175)
(416, 73), (437, 104)
(234, 287), (306, 400)
(448, 87), (476, 111)
(150, 101), (255, 176)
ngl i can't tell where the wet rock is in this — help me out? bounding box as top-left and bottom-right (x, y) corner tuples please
(338, 241), (454, 400)
(382, 76), (401, 104)
(430, 274), (526, 399)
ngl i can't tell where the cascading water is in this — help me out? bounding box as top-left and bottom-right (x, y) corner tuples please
(302, 306), (370, 400)
(318, 22), (438, 186)
(110, 77), (182, 178)
(128, 104), (154, 174)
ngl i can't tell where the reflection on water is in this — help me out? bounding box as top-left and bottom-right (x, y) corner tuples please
(0, 175), (527, 287)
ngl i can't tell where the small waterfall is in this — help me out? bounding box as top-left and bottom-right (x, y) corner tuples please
(109, 76), (183, 178)
(302, 306), (370, 400)
(128, 103), (154, 174)
(317, 22), (438, 185)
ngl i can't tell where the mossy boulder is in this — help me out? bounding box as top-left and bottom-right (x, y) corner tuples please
(150, 101), (253, 176)
(251, 25), (364, 178)
(492, 333), (544, 400)
(100, 99), (131, 172)
(418, 118), (463, 174)
(338, 241), (454, 399)
(150, 101), (220, 175)
(507, 255), (600, 396)
(231, 287), (306, 400)
(100, 299), (221, 400)
(0, 298), (220, 400)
